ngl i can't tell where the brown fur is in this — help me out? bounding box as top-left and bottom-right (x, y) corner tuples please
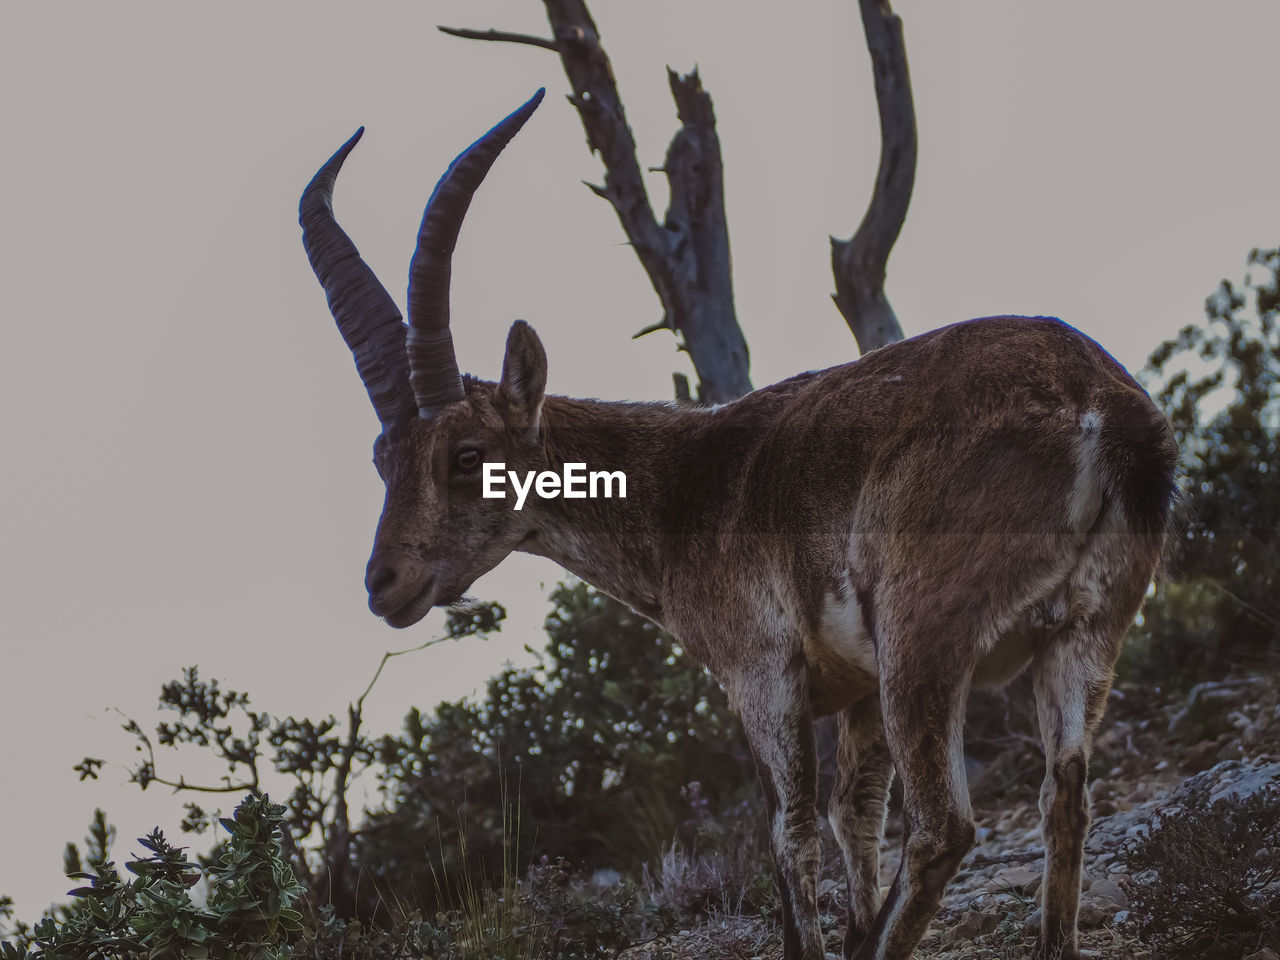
(353, 316), (1176, 960)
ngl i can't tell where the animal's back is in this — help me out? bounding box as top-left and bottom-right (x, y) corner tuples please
(731, 315), (1176, 543)
(677, 316), (1177, 706)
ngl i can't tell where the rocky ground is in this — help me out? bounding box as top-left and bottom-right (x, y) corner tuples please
(621, 673), (1280, 960)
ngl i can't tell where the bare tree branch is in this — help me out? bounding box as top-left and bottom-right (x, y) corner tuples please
(320, 634), (451, 914)
(437, 25), (559, 52)
(831, 0), (916, 354)
(446, 0), (753, 402)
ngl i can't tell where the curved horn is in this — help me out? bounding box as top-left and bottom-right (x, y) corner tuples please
(407, 88), (545, 416)
(300, 128), (413, 427)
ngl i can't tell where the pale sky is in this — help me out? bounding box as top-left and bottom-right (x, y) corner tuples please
(2, 1), (1277, 921)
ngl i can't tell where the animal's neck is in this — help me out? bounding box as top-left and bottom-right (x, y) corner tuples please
(516, 395), (693, 624)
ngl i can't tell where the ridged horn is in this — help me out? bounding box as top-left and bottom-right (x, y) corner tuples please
(300, 127), (414, 427)
(407, 88), (546, 416)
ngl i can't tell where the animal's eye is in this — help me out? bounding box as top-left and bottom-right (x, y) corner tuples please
(456, 448), (482, 471)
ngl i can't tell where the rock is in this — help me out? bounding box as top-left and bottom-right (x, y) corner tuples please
(1124, 785), (1151, 803)
(1168, 679), (1255, 738)
(1021, 906), (1042, 934)
(591, 867), (621, 887)
(1183, 738), (1222, 773)
(1086, 876), (1129, 908)
(1092, 797), (1117, 816)
(943, 910), (983, 943)
(1175, 758), (1280, 804)
(1076, 897), (1110, 928)
(1243, 950), (1280, 960)
(987, 862), (1042, 896)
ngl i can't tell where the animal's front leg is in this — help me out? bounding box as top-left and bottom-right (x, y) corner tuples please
(732, 655), (825, 960)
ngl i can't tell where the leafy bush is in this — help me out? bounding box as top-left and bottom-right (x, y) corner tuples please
(1121, 779), (1280, 958)
(65, 583), (755, 923)
(643, 783), (774, 919)
(1134, 246), (1280, 686)
(2, 794), (303, 960)
(356, 582), (755, 913)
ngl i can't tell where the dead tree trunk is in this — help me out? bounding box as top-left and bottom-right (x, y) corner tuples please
(831, 0), (915, 353)
(444, 0), (916, 387)
(443, 1), (751, 404)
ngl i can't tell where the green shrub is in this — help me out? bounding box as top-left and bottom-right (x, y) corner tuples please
(2, 794), (303, 960)
(1136, 246), (1280, 686)
(1121, 778), (1280, 958)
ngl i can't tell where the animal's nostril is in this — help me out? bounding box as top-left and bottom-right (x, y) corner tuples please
(367, 563), (398, 599)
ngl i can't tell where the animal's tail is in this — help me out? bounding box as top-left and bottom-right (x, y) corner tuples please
(1097, 388), (1180, 557)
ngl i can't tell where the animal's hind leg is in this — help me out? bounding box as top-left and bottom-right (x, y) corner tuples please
(828, 695), (893, 958)
(854, 636), (975, 960)
(1031, 626), (1115, 960)
(1032, 540), (1157, 960)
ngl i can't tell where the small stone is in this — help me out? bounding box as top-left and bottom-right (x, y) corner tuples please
(943, 910), (983, 943)
(1087, 877), (1129, 908)
(1077, 898), (1109, 928)
(1183, 738), (1222, 773)
(1021, 906), (1043, 934)
(988, 862), (1042, 895)
(1243, 949), (1280, 960)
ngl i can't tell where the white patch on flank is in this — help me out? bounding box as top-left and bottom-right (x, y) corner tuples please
(816, 588), (879, 680)
(1067, 410), (1105, 533)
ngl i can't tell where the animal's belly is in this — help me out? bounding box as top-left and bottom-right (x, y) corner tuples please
(806, 654), (879, 716)
(973, 628), (1036, 689)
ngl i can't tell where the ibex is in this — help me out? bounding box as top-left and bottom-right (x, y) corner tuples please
(300, 90), (1177, 960)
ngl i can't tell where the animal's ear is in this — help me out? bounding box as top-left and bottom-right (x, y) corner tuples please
(499, 320), (547, 438)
